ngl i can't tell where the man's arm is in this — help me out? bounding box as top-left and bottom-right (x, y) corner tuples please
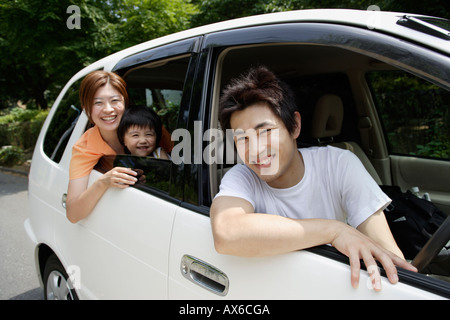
(211, 196), (340, 256)
(357, 209), (404, 259)
(210, 196), (417, 291)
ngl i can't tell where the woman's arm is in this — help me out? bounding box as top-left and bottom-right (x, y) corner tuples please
(66, 167), (137, 223)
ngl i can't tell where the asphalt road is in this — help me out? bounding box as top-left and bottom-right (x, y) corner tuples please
(0, 171), (43, 300)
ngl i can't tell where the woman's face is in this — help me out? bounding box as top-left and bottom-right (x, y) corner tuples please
(90, 83), (125, 134)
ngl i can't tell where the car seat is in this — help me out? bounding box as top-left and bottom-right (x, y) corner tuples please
(311, 94), (382, 185)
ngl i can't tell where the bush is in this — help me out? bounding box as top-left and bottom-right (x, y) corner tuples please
(0, 145), (24, 167)
(0, 107), (48, 150)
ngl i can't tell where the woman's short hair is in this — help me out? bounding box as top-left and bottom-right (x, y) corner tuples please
(79, 70), (129, 123)
(219, 66), (298, 134)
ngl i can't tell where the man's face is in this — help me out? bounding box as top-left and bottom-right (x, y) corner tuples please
(230, 102), (301, 188)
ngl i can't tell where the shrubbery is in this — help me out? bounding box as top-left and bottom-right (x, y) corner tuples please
(0, 107), (48, 166)
(0, 145), (24, 167)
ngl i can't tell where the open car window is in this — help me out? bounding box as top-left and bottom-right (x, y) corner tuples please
(94, 53), (195, 202)
(43, 78), (83, 163)
(123, 55), (191, 134)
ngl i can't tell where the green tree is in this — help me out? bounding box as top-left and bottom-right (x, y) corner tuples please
(0, 0), (116, 110)
(0, 0), (197, 110)
(191, 0), (449, 27)
(111, 0), (198, 50)
(190, 0), (291, 26)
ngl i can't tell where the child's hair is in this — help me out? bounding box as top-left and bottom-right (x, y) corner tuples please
(117, 105), (163, 154)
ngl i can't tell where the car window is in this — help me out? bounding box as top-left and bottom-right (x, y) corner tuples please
(43, 78), (82, 163)
(208, 43), (362, 203)
(96, 55), (191, 199)
(124, 56), (190, 133)
(98, 155), (171, 194)
(367, 71), (450, 160)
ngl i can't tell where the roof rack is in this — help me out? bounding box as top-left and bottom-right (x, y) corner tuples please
(397, 15), (450, 40)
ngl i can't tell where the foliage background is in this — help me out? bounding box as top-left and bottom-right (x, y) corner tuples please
(0, 0), (449, 165)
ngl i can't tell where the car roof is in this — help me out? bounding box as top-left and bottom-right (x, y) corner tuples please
(75, 9), (450, 78)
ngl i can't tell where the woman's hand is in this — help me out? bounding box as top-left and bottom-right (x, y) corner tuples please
(67, 167), (138, 223)
(98, 167), (138, 188)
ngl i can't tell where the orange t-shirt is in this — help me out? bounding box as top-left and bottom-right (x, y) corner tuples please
(69, 126), (116, 180)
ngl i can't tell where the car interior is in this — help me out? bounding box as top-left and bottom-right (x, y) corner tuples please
(210, 43), (449, 205)
(211, 44), (393, 193)
(209, 43), (450, 281)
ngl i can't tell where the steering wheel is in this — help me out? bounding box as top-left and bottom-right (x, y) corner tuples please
(412, 215), (450, 273)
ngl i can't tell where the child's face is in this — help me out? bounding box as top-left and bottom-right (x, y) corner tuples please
(123, 125), (157, 157)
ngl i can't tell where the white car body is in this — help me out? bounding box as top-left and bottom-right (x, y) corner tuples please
(25, 9), (450, 299)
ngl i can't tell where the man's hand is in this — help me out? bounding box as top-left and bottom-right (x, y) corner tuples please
(331, 222), (417, 291)
(211, 196), (418, 291)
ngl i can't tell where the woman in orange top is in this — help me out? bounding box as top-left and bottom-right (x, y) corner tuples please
(66, 71), (139, 223)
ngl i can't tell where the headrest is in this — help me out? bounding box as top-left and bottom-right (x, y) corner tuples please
(311, 94), (344, 139)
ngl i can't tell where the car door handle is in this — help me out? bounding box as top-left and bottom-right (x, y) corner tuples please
(180, 255), (229, 296)
(62, 193), (67, 209)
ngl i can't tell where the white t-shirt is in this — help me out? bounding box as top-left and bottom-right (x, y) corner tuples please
(151, 147), (163, 158)
(215, 146), (391, 228)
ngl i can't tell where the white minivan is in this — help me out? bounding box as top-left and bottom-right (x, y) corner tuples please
(25, 9), (450, 300)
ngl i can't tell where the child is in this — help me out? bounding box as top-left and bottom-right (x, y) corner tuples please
(117, 105), (170, 159)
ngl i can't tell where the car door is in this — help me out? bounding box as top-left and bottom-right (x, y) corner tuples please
(28, 74), (86, 269)
(168, 22), (450, 299)
(52, 38), (201, 299)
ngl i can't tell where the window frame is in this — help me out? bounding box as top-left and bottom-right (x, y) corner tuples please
(111, 37), (203, 204)
(200, 22), (450, 206)
(202, 22), (450, 95)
